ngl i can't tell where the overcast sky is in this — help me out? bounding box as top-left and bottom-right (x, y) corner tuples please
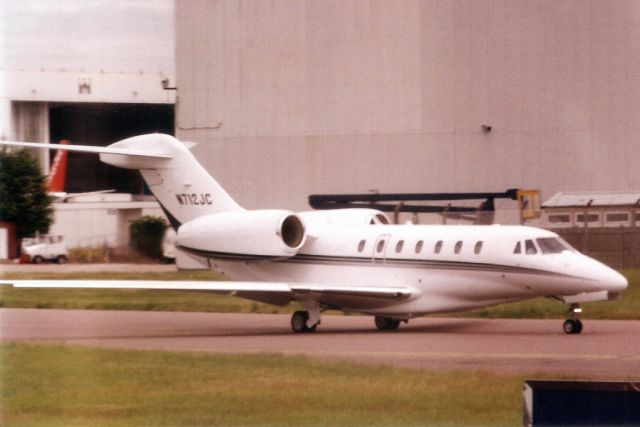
(0, 0), (174, 74)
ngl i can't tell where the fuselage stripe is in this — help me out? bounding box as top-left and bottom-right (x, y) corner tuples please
(177, 245), (587, 281)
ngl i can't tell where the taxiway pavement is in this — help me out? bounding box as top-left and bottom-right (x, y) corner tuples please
(2, 308), (639, 378)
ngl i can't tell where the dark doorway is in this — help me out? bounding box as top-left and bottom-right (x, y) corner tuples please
(49, 103), (174, 193)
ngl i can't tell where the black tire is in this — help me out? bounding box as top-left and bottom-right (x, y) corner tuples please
(56, 255), (68, 264)
(291, 311), (310, 333)
(563, 319), (578, 334)
(375, 316), (401, 330)
(574, 319), (583, 334)
(32, 255), (44, 264)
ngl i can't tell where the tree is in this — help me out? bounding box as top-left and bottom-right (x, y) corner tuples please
(0, 149), (53, 239)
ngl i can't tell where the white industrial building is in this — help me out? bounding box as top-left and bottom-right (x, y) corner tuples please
(174, 1), (640, 213)
(0, 68), (175, 251)
(1, 68), (174, 175)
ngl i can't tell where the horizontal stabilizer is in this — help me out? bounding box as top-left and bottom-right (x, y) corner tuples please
(0, 141), (173, 159)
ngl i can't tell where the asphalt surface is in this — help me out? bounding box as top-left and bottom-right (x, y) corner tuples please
(2, 308), (639, 378)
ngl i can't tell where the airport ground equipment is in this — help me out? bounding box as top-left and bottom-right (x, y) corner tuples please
(309, 189), (540, 224)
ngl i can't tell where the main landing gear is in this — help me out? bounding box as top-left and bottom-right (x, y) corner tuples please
(291, 311), (317, 333)
(374, 316), (402, 330)
(563, 303), (583, 334)
(291, 301), (323, 333)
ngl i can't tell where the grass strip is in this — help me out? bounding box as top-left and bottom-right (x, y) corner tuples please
(0, 342), (578, 427)
(0, 268), (638, 319)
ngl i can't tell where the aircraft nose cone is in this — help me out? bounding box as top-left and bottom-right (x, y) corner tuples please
(607, 269), (628, 292)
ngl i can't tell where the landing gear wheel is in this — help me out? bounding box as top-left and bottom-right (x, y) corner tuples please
(563, 319), (583, 335)
(374, 316), (401, 330)
(574, 319), (583, 334)
(291, 311), (316, 333)
(32, 256), (43, 264)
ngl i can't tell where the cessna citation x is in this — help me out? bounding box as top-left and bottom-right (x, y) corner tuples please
(1, 134), (628, 334)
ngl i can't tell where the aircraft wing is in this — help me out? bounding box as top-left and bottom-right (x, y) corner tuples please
(2, 280), (413, 301)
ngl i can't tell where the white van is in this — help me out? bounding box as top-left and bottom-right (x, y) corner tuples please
(21, 235), (69, 264)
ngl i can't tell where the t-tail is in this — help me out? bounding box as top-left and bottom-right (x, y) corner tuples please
(0, 134), (305, 261)
(100, 134), (243, 228)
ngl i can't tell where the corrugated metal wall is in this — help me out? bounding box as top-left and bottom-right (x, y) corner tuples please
(175, 0), (640, 212)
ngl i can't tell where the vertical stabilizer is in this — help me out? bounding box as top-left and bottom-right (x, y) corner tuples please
(101, 134), (243, 227)
(47, 140), (69, 193)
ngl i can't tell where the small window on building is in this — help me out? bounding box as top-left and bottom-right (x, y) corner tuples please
(576, 213), (600, 223)
(415, 240), (424, 254)
(434, 240), (443, 254)
(606, 213), (629, 223)
(514, 242), (522, 254)
(396, 240), (404, 253)
(454, 241), (463, 254)
(525, 239), (538, 255)
(474, 241), (483, 254)
(376, 239), (385, 253)
(357, 240), (366, 252)
(549, 214), (571, 224)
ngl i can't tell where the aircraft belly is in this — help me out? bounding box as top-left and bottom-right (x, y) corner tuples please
(208, 260), (538, 310)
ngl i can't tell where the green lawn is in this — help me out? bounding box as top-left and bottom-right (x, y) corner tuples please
(0, 268), (638, 319)
(0, 342), (580, 427)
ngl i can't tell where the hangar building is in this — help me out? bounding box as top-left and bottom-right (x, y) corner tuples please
(175, 1), (640, 213)
(0, 68), (175, 252)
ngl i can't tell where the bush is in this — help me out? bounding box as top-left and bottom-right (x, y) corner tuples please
(68, 247), (109, 263)
(129, 216), (167, 260)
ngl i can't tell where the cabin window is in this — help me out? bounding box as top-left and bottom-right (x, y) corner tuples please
(474, 241), (483, 254)
(536, 237), (569, 254)
(454, 241), (463, 254)
(358, 240), (366, 252)
(415, 240), (424, 254)
(525, 239), (538, 255)
(549, 214), (571, 224)
(434, 240), (443, 254)
(376, 240), (385, 253)
(514, 241), (522, 254)
(396, 240), (404, 253)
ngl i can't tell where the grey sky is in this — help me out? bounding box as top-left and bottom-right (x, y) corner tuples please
(0, 0), (174, 73)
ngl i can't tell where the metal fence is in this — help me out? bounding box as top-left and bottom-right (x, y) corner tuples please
(556, 228), (640, 268)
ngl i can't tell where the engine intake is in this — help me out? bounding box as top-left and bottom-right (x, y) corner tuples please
(176, 210), (306, 259)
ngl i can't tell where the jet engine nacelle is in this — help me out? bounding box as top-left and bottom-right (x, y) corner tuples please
(176, 210), (306, 259)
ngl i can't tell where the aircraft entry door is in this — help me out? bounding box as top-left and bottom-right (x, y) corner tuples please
(372, 234), (391, 263)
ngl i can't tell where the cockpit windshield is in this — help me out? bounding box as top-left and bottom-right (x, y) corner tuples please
(536, 237), (573, 254)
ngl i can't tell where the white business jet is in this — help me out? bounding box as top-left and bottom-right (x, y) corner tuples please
(1, 134), (628, 334)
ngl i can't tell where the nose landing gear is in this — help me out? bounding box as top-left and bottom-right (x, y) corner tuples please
(563, 304), (583, 334)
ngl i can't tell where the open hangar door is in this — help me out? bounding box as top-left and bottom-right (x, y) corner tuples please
(49, 103), (174, 194)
